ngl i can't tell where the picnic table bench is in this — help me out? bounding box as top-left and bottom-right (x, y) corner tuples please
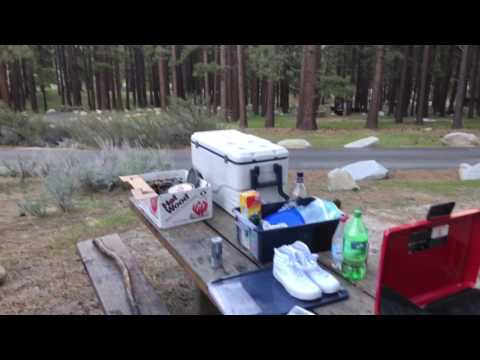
(129, 198), (378, 315)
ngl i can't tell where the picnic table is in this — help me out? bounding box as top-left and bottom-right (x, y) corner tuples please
(129, 198), (378, 315)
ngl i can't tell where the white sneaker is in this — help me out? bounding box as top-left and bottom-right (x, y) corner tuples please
(291, 242), (341, 295)
(273, 246), (323, 301)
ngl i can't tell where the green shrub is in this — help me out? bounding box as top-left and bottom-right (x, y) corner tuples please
(60, 97), (217, 148)
(18, 196), (48, 218)
(2, 156), (39, 182)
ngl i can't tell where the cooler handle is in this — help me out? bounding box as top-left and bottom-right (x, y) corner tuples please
(250, 164), (289, 201)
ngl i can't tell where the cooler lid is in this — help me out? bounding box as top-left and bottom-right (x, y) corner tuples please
(191, 130), (288, 164)
(375, 208), (480, 312)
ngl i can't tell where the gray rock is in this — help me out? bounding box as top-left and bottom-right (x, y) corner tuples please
(277, 139), (312, 150)
(441, 132), (480, 148)
(0, 265), (6, 285)
(328, 169), (359, 192)
(459, 163), (480, 181)
(344, 136), (379, 149)
(342, 160), (389, 181)
(46, 109), (56, 114)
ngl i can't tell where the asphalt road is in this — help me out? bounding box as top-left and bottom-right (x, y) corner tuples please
(1, 147), (480, 170)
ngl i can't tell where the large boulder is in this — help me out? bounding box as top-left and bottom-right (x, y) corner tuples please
(459, 163), (480, 181)
(441, 132), (480, 148)
(344, 136), (379, 149)
(328, 169), (359, 192)
(277, 139), (312, 150)
(342, 160), (389, 181)
(0, 265), (6, 286)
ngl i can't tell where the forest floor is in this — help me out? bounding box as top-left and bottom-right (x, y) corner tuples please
(222, 114), (480, 148)
(1, 170), (480, 314)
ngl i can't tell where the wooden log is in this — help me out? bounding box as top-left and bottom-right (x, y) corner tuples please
(77, 234), (170, 315)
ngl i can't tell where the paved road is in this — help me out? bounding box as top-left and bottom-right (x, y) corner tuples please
(2, 147), (480, 170)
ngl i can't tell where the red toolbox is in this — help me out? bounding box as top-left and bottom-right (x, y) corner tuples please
(375, 203), (480, 315)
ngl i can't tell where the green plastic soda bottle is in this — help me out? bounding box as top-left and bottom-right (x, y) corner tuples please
(342, 209), (369, 282)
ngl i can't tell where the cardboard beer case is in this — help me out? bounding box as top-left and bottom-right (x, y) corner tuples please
(191, 130), (290, 216)
(120, 170), (213, 229)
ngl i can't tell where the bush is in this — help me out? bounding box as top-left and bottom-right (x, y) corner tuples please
(60, 97), (217, 148)
(2, 156), (39, 182)
(79, 142), (171, 191)
(0, 105), (68, 146)
(18, 196), (48, 218)
(40, 153), (82, 212)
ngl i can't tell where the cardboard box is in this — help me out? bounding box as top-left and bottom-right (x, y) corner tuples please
(121, 170), (213, 229)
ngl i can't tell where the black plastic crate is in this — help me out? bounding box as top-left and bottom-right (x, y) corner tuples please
(234, 198), (340, 264)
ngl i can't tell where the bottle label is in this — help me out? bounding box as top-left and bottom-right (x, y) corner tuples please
(351, 242), (367, 251)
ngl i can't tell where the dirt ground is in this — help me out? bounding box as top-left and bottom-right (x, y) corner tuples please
(1, 170), (479, 315)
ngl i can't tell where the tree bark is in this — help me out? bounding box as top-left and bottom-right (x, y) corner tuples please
(416, 45), (432, 125)
(468, 46), (479, 119)
(0, 63), (9, 104)
(366, 45), (385, 129)
(265, 78), (275, 128)
(395, 46), (411, 123)
(220, 45), (228, 120)
(114, 49), (123, 110)
(251, 75), (259, 115)
(448, 52), (461, 115)
(202, 47), (211, 114)
(237, 45), (247, 128)
(296, 45), (321, 130)
(158, 51), (168, 109)
(453, 45), (470, 129)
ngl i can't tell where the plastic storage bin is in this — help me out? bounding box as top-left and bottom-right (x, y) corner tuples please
(234, 198), (340, 264)
(375, 204), (480, 315)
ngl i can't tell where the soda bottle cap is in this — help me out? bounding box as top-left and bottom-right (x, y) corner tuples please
(354, 209), (362, 217)
(297, 172), (304, 178)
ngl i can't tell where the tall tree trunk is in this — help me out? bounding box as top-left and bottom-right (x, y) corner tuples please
(158, 51), (168, 109)
(367, 45), (386, 129)
(468, 46), (479, 119)
(260, 78), (268, 117)
(448, 54), (461, 115)
(296, 45), (321, 130)
(202, 47), (211, 114)
(280, 78), (289, 114)
(237, 45), (247, 128)
(438, 45), (455, 117)
(453, 45), (470, 129)
(416, 45), (432, 125)
(388, 56), (400, 116)
(410, 46), (421, 116)
(0, 63), (9, 104)
(251, 75), (259, 115)
(114, 51), (123, 110)
(395, 46), (411, 123)
(220, 45), (228, 120)
(230, 46), (239, 121)
(265, 78), (275, 128)
(25, 59), (38, 112)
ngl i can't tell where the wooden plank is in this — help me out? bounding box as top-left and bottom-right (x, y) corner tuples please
(78, 234), (170, 315)
(129, 198), (258, 299)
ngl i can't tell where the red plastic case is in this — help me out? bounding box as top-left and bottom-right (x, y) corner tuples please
(375, 208), (480, 315)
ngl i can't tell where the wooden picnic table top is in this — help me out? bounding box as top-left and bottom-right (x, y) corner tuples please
(129, 198), (377, 315)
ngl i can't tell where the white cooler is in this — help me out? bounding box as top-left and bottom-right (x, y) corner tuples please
(191, 130), (289, 215)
